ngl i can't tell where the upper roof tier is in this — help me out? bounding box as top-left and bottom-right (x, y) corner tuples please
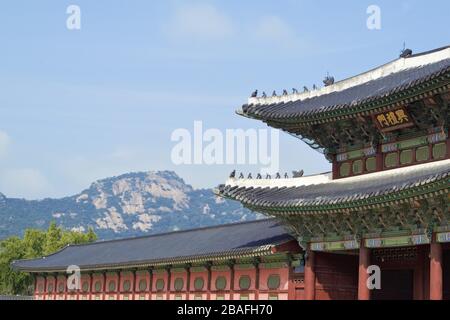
(240, 46), (450, 125)
(12, 219), (294, 272)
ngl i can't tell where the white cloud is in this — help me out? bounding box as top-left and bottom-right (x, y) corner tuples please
(166, 3), (234, 41)
(252, 16), (298, 46)
(0, 130), (10, 158)
(0, 168), (52, 199)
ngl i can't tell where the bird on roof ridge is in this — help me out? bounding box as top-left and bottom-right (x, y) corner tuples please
(272, 90), (277, 96)
(251, 90), (258, 97)
(229, 170), (236, 178)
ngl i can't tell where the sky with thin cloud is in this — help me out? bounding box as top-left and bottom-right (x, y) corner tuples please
(0, 0), (448, 199)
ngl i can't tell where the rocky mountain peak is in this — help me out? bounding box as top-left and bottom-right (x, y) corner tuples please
(0, 171), (258, 240)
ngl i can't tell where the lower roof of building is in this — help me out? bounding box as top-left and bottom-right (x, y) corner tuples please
(11, 219), (294, 273)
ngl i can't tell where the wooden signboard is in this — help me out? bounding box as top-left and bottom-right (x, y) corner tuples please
(373, 107), (415, 132)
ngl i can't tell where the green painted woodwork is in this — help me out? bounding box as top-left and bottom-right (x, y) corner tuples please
(215, 276), (227, 290)
(269, 295), (279, 300)
(433, 143), (447, 159)
(155, 279), (165, 291)
(175, 295), (182, 300)
(211, 265), (230, 271)
(267, 275), (281, 290)
(194, 277), (204, 290)
(365, 233), (431, 248)
(437, 232), (450, 243)
(339, 163), (350, 177)
(397, 136), (428, 150)
(174, 278), (184, 291)
(352, 160), (363, 175)
(94, 281), (102, 292)
(416, 146), (430, 162)
(170, 267), (186, 273)
(400, 149), (413, 165)
(135, 270), (149, 276)
(139, 279), (147, 292)
(234, 264), (255, 270)
(239, 276), (251, 290)
(190, 266), (207, 273)
(123, 280), (131, 292)
(194, 295), (203, 300)
(38, 284), (44, 293)
(58, 283), (64, 293)
(82, 281), (89, 292)
(47, 283), (54, 293)
(108, 280), (116, 292)
(216, 295), (225, 300)
(366, 157), (377, 172)
(240, 295), (249, 300)
(347, 149), (365, 160)
(384, 152), (398, 168)
(260, 262), (287, 269)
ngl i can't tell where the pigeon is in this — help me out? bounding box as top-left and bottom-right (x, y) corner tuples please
(239, 172), (244, 179)
(284, 172), (289, 179)
(272, 90), (277, 96)
(323, 75), (335, 86)
(256, 173), (262, 179)
(312, 84), (318, 90)
(229, 170), (236, 178)
(276, 173), (281, 179)
(265, 174), (272, 179)
(262, 91), (267, 98)
(282, 89), (288, 96)
(400, 48), (413, 58)
(303, 86), (309, 92)
(247, 173), (253, 179)
(292, 170), (304, 178)
(251, 90), (258, 98)
(292, 88), (298, 94)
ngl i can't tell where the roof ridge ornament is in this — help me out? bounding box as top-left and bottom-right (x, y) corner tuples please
(400, 42), (413, 58)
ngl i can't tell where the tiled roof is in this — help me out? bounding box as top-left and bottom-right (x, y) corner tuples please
(241, 46), (450, 123)
(217, 160), (450, 211)
(12, 219), (293, 272)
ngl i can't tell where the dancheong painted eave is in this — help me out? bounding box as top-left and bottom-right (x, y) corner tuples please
(215, 159), (450, 214)
(11, 219), (295, 273)
(240, 46), (450, 125)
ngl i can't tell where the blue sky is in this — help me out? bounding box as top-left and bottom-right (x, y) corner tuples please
(0, 0), (448, 199)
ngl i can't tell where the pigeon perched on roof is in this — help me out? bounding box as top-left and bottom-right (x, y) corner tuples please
(265, 174), (271, 179)
(303, 86), (309, 92)
(239, 172), (244, 179)
(229, 170), (236, 178)
(323, 75), (335, 87)
(282, 89), (288, 96)
(256, 173), (262, 179)
(262, 91), (267, 98)
(400, 48), (413, 58)
(276, 173), (281, 179)
(251, 90), (258, 97)
(272, 90), (277, 96)
(284, 172), (289, 179)
(247, 173), (253, 179)
(292, 88), (298, 94)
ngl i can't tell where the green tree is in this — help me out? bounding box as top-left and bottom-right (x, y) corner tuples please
(0, 223), (97, 296)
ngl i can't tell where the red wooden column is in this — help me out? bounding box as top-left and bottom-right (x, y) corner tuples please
(429, 239), (443, 300)
(358, 242), (371, 300)
(304, 248), (316, 300)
